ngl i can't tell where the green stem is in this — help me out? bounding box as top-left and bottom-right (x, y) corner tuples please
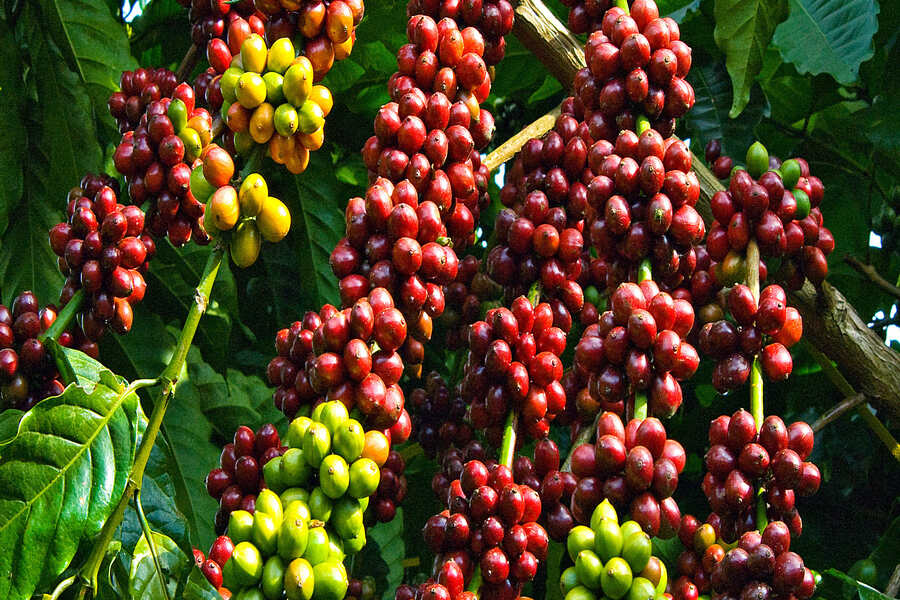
(48, 575), (77, 600)
(499, 411), (518, 470)
(615, 0), (629, 12)
(79, 246), (225, 595)
(136, 490), (173, 600)
(39, 289), (84, 343)
(527, 282), (542, 306)
(466, 567), (483, 594)
(633, 391), (648, 420)
(750, 358), (764, 430)
(636, 115), (651, 135)
(637, 258), (652, 284)
(562, 411), (602, 472)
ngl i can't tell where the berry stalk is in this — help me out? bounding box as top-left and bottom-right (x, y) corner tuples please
(745, 239), (769, 532)
(79, 245), (224, 594)
(38, 289), (83, 345)
(499, 410), (519, 470)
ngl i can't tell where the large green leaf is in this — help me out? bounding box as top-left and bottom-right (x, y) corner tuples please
(37, 0), (136, 91)
(683, 50), (769, 158)
(358, 507), (405, 600)
(772, 0), (879, 86)
(713, 0), (788, 117)
(0, 373), (139, 599)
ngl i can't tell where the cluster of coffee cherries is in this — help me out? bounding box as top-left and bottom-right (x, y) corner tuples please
(192, 6), (265, 112)
(266, 291), (413, 436)
(698, 283), (801, 392)
(421, 460), (549, 600)
(574, 282), (697, 418)
(707, 142), (832, 287)
(442, 255), (500, 349)
(179, 0), (257, 45)
(574, 0), (694, 139)
(567, 413), (684, 538)
(193, 535), (236, 595)
(107, 67), (179, 133)
(703, 410), (819, 541)
(488, 192), (587, 325)
(205, 423), (285, 533)
(463, 297), (566, 443)
(675, 518), (815, 600)
(408, 372), (472, 459)
(195, 157), (291, 268)
(370, 449), (408, 523)
(560, 0), (614, 34)
(406, 0), (515, 66)
(330, 175), (460, 369)
(561, 500), (666, 600)
(586, 130), (705, 291)
(0, 292), (68, 411)
(252, 0), (365, 81)
(217, 35), (335, 174)
(50, 176), (154, 340)
(113, 87), (216, 247)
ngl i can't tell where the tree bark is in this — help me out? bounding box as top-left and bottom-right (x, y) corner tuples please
(508, 0), (900, 421)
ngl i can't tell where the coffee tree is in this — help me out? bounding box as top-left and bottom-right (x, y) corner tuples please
(0, 0), (896, 599)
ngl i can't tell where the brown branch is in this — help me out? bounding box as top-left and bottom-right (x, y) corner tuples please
(844, 255), (900, 302)
(508, 0), (900, 423)
(484, 108), (560, 171)
(886, 563), (900, 598)
(175, 43), (200, 82)
(812, 393), (865, 433)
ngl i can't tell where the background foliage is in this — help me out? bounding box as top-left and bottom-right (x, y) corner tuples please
(0, 0), (897, 597)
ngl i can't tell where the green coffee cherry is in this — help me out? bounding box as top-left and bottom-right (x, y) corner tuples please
(285, 416), (313, 448)
(303, 423), (331, 467)
(601, 556), (633, 600)
(262, 555), (287, 600)
(575, 549), (604, 590)
(256, 489), (284, 525)
(332, 419), (366, 462)
(228, 510), (255, 544)
(746, 141), (769, 178)
(284, 558), (315, 600)
(568, 526), (596, 562)
(231, 541), (264, 587)
(347, 457), (380, 498)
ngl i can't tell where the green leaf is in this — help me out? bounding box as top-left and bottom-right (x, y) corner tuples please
(0, 19), (25, 236)
(528, 76), (563, 105)
(37, 0), (137, 91)
(823, 568), (895, 600)
(0, 409), (23, 447)
(713, 0), (788, 117)
(772, 0), (879, 86)
(0, 377), (139, 600)
(358, 507), (405, 600)
(683, 50), (769, 157)
(129, 530), (190, 600)
(182, 566), (222, 600)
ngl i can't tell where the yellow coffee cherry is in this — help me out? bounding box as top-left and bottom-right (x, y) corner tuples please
(235, 72), (266, 109)
(257, 197), (291, 242)
(250, 102), (276, 144)
(209, 185), (240, 231)
(309, 85), (333, 117)
(283, 57), (314, 107)
(231, 219), (262, 268)
(238, 174), (268, 218)
(267, 37), (296, 74)
(241, 34), (268, 73)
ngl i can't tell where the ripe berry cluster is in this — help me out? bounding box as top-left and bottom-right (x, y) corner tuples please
(675, 519), (815, 600)
(698, 283), (802, 392)
(179, 0), (257, 45)
(573, 0), (694, 139)
(567, 413), (684, 538)
(423, 460), (549, 600)
(586, 131), (705, 291)
(0, 292), (68, 411)
(266, 290), (413, 435)
(702, 410), (819, 541)
(330, 175), (460, 368)
(707, 153), (832, 288)
(251, 0), (365, 81)
(113, 89), (216, 247)
(405, 0), (515, 66)
(443, 254), (500, 349)
(205, 423), (285, 533)
(194, 534), (236, 593)
(50, 178), (154, 341)
(370, 449), (409, 523)
(574, 282), (697, 418)
(463, 297), (567, 443)
(107, 68), (178, 133)
(408, 372), (473, 459)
